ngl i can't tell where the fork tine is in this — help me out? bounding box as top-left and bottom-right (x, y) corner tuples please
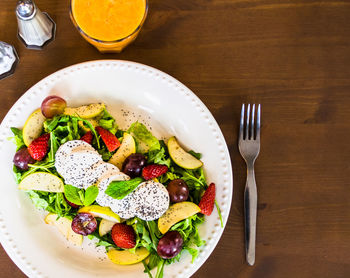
(256, 104), (261, 140)
(246, 104), (250, 140)
(239, 104), (245, 140)
(251, 104), (255, 140)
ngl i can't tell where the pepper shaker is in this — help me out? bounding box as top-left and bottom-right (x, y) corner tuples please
(16, 0), (56, 49)
(0, 42), (19, 80)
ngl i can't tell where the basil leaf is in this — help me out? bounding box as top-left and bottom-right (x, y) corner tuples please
(84, 186), (99, 206)
(106, 177), (143, 199)
(64, 184), (83, 205)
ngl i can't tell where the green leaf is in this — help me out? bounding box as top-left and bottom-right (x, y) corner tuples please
(12, 165), (22, 184)
(188, 150), (202, 160)
(84, 186), (98, 206)
(27, 191), (49, 210)
(128, 122), (160, 153)
(215, 199), (223, 228)
(147, 147), (171, 168)
(106, 177), (143, 199)
(64, 184), (83, 205)
(9, 127), (25, 150)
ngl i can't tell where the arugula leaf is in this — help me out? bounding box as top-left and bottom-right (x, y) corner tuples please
(12, 165), (22, 184)
(84, 186), (98, 206)
(9, 127), (25, 150)
(188, 150), (202, 160)
(98, 109), (118, 134)
(128, 122), (160, 153)
(215, 199), (223, 228)
(48, 132), (59, 162)
(147, 146), (171, 168)
(106, 177), (143, 199)
(64, 184), (83, 205)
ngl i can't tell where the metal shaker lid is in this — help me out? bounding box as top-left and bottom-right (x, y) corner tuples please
(16, 0), (36, 20)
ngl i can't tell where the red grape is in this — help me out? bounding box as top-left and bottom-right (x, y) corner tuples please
(157, 231), (183, 259)
(167, 179), (189, 203)
(13, 147), (35, 170)
(41, 95), (67, 118)
(71, 213), (97, 236)
(122, 153), (147, 178)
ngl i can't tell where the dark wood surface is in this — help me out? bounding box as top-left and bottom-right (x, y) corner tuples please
(1, 0), (350, 277)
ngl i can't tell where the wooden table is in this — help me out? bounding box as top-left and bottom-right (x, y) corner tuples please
(1, 0), (350, 277)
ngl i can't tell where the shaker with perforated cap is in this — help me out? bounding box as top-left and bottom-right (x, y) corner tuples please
(0, 41), (19, 80)
(16, 0), (56, 49)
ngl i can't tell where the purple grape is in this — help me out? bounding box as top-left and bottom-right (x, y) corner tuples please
(13, 147), (35, 170)
(157, 231), (183, 259)
(41, 95), (67, 118)
(71, 213), (97, 236)
(122, 153), (147, 178)
(167, 179), (189, 203)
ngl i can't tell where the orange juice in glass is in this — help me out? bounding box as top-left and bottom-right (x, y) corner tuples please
(70, 0), (148, 53)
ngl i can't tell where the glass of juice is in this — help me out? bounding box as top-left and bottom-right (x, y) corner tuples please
(70, 0), (148, 53)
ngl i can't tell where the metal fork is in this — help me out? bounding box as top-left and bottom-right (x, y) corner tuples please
(238, 103), (261, 266)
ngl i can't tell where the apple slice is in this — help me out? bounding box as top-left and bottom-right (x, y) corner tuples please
(19, 172), (64, 192)
(99, 219), (116, 236)
(78, 205), (121, 223)
(23, 108), (46, 146)
(158, 202), (201, 234)
(44, 213), (83, 245)
(167, 137), (203, 169)
(64, 103), (105, 119)
(108, 133), (136, 169)
(107, 247), (150, 265)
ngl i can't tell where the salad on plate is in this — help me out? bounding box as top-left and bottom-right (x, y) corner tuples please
(10, 95), (222, 278)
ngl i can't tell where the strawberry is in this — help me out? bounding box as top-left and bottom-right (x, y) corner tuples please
(27, 133), (50, 161)
(198, 183), (216, 216)
(111, 223), (136, 249)
(80, 131), (93, 144)
(95, 126), (120, 152)
(142, 164), (168, 180)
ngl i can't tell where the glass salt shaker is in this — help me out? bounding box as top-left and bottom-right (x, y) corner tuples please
(16, 0), (56, 49)
(0, 42), (19, 80)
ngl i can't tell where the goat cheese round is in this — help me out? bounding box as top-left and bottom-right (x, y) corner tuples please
(133, 180), (169, 221)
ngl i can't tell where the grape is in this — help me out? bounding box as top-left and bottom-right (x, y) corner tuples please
(122, 153), (147, 178)
(71, 213), (97, 236)
(167, 179), (189, 203)
(41, 95), (67, 118)
(157, 231), (183, 259)
(13, 147), (35, 170)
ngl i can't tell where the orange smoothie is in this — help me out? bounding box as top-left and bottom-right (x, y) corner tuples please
(70, 0), (147, 52)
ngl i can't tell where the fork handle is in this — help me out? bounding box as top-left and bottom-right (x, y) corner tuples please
(244, 164), (257, 266)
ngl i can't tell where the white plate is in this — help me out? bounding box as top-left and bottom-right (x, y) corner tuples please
(0, 60), (232, 278)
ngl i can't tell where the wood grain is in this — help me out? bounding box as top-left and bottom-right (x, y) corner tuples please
(1, 0), (350, 277)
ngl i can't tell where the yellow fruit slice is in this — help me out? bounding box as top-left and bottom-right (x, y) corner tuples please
(64, 103), (105, 119)
(108, 133), (136, 169)
(19, 172), (64, 192)
(44, 213), (83, 245)
(23, 108), (46, 146)
(78, 205), (121, 222)
(158, 202), (201, 234)
(99, 219), (116, 236)
(167, 137), (203, 169)
(107, 247), (150, 265)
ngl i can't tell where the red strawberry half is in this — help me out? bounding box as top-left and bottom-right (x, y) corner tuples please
(142, 164), (168, 180)
(111, 223), (136, 249)
(80, 131), (93, 144)
(198, 183), (216, 216)
(95, 126), (120, 152)
(28, 133), (50, 161)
